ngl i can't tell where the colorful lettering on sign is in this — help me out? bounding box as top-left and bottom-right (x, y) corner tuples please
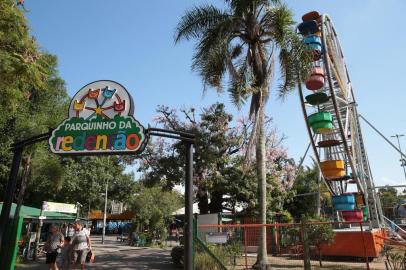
(50, 115), (146, 154)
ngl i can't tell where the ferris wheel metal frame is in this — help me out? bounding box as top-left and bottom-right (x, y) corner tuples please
(298, 14), (384, 228)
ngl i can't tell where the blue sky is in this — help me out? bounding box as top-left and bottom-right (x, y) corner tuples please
(25, 0), (406, 189)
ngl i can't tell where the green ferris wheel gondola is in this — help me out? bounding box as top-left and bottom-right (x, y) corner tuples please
(307, 111), (333, 133)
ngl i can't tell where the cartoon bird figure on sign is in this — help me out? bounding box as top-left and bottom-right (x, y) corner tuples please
(88, 89), (100, 99)
(73, 100), (85, 111)
(114, 100), (125, 113)
(102, 86), (116, 99)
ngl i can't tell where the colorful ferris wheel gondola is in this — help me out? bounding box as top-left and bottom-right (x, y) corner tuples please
(297, 11), (383, 227)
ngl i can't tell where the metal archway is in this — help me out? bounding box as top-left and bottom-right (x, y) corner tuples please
(0, 128), (195, 270)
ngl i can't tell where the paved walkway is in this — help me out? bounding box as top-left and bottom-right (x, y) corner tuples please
(16, 235), (179, 270)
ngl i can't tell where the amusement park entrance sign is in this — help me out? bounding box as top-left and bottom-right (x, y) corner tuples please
(49, 80), (147, 155)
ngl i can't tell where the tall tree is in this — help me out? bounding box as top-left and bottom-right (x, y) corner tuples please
(130, 185), (183, 242)
(141, 103), (297, 220)
(0, 0), (70, 206)
(175, 1), (309, 267)
(140, 103), (244, 214)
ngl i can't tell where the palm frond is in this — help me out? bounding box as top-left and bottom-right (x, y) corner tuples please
(175, 5), (230, 43)
(191, 17), (241, 91)
(278, 32), (312, 98)
(228, 59), (253, 108)
(261, 4), (295, 44)
(259, 5), (311, 97)
(225, 0), (276, 17)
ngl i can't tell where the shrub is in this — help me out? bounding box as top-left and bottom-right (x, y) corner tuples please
(171, 246), (184, 267)
(195, 244), (228, 270)
(383, 246), (406, 270)
(305, 216), (335, 267)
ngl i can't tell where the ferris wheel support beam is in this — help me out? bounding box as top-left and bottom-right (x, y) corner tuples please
(321, 15), (362, 193)
(353, 106), (382, 227)
(359, 114), (406, 160)
(321, 14), (382, 227)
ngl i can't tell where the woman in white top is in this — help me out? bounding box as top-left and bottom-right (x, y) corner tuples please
(71, 221), (92, 270)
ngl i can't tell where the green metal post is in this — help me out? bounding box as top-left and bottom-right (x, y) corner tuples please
(193, 215), (197, 270)
(9, 217), (24, 270)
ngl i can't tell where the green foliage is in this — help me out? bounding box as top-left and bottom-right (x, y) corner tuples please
(24, 155), (135, 213)
(285, 164), (331, 219)
(141, 103), (296, 216)
(305, 216), (335, 249)
(0, 1), (70, 199)
(140, 103), (244, 214)
(176, 1), (310, 263)
(195, 242), (242, 270)
(195, 250), (225, 270)
(0, 2), (138, 218)
(171, 234), (243, 269)
(379, 186), (402, 208)
(384, 246), (406, 270)
(171, 246), (184, 267)
(0, 0), (48, 103)
(279, 210), (293, 223)
(131, 185), (183, 242)
(175, 0), (311, 106)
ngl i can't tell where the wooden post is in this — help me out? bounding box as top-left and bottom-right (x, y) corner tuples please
(244, 227), (248, 270)
(33, 203), (45, 261)
(360, 222), (370, 270)
(302, 219), (311, 270)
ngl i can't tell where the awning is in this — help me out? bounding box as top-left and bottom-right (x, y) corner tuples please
(0, 203), (76, 221)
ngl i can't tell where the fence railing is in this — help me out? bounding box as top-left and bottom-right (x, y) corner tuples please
(195, 221), (388, 270)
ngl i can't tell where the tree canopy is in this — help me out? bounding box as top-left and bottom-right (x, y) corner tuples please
(0, 2), (137, 215)
(139, 103), (298, 218)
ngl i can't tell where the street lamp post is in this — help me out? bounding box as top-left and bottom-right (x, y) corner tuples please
(102, 179), (108, 245)
(391, 134), (406, 181)
(76, 202), (82, 220)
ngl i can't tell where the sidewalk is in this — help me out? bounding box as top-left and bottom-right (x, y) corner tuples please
(16, 235), (178, 270)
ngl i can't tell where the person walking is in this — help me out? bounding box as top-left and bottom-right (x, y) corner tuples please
(67, 224), (75, 237)
(71, 221), (92, 270)
(59, 236), (72, 270)
(44, 224), (64, 270)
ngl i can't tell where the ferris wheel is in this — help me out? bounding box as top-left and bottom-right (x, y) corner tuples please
(297, 12), (384, 228)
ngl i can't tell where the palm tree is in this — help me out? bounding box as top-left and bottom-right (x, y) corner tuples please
(175, 0), (310, 268)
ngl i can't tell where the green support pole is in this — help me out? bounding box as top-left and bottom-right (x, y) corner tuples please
(9, 217), (24, 270)
(1, 216), (23, 270)
(193, 215), (197, 270)
(1, 218), (13, 270)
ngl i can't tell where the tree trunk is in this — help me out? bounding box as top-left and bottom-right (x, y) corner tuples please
(209, 191), (223, 214)
(316, 167), (321, 216)
(197, 189), (209, 214)
(15, 155), (31, 217)
(254, 107), (270, 269)
(319, 247), (323, 267)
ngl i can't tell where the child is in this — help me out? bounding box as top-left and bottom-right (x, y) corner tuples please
(60, 236), (72, 270)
